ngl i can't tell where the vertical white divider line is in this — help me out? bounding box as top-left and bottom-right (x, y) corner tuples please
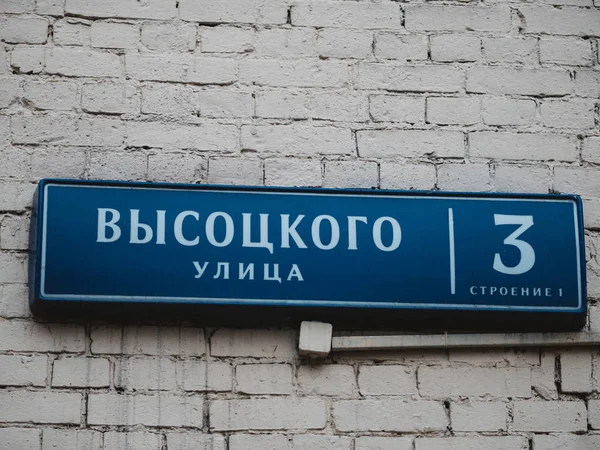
(448, 208), (456, 295)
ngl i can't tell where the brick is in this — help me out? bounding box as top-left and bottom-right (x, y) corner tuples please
(333, 399), (446, 432)
(358, 64), (464, 93)
(31, 148), (87, 179)
(148, 152), (206, 183)
(358, 365), (416, 395)
(520, 7), (600, 36)
(591, 400), (600, 428)
(66, 0), (176, 19)
(0, 77), (21, 108)
(554, 167), (600, 197)
(583, 137), (600, 164)
(142, 22), (197, 52)
(541, 100), (595, 130)
(208, 158), (262, 185)
(560, 349), (592, 393)
(533, 434), (600, 450)
(0, 147), (29, 179)
(0, 16), (48, 44)
(142, 85), (253, 118)
(415, 437), (527, 450)
(584, 199), (600, 230)
(36, 0), (65, 15)
(167, 433), (226, 450)
(0, 391), (81, 424)
(42, 429), (102, 450)
(83, 81), (139, 114)
(0, 0), (34, 13)
(324, 160), (378, 189)
(292, 2), (401, 29)
(179, 0), (287, 25)
(355, 437), (413, 450)
(51, 357), (109, 388)
(201, 26), (254, 53)
(481, 98), (536, 126)
(0, 146), (25, 178)
(88, 151), (147, 181)
(0, 251), (27, 282)
(0, 354), (47, 386)
(0, 319), (85, 352)
(575, 70), (600, 98)
(242, 124), (353, 156)
(494, 165), (549, 194)
(0, 181), (36, 211)
(10, 45), (45, 73)
(0, 181), (31, 211)
(469, 132), (577, 162)
(431, 34), (481, 62)
(91, 22), (139, 49)
(255, 29), (316, 58)
(311, 92), (369, 122)
(451, 401), (507, 432)
(141, 83), (201, 116)
(369, 95), (425, 124)
(103, 432), (162, 450)
(541, 37), (593, 66)
(23, 81), (78, 111)
(45, 48), (121, 78)
(298, 364), (357, 397)
(127, 122), (238, 151)
(467, 68), (571, 96)
(448, 348), (538, 366)
(12, 115), (124, 147)
(241, 59), (348, 88)
(126, 54), (236, 85)
(317, 29), (372, 59)
(0, 428), (41, 450)
(418, 366), (531, 398)
(211, 328), (296, 358)
(210, 398), (327, 431)
(438, 164), (493, 192)
(358, 130), (464, 159)
(256, 90), (309, 119)
(532, 351), (559, 400)
(547, 0), (593, 5)
(88, 393), (203, 427)
(0, 44), (7, 74)
(181, 360), (232, 392)
(380, 162), (436, 190)
(0, 284), (30, 318)
(292, 435), (352, 450)
(0, 77), (22, 108)
(406, 5), (511, 32)
(513, 401), (586, 431)
(53, 20), (91, 46)
(90, 325), (206, 356)
(374, 33), (428, 61)
(236, 363), (293, 394)
(114, 357), (177, 391)
(483, 37), (538, 64)
(264, 158), (322, 187)
(229, 434), (288, 450)
(427, 97), (480, 125)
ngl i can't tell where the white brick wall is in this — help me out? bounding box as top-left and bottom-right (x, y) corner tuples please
(1, 0), (599, 444)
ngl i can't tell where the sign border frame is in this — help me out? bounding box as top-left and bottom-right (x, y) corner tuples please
(30, 178), (587, 315)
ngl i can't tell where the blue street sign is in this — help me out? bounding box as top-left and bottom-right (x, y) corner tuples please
(29, 179), (587, 330)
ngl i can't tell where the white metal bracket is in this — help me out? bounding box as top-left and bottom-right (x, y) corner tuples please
(298, 322), (600, 358)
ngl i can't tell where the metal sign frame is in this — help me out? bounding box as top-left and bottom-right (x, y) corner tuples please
(29, 179), (587, 330)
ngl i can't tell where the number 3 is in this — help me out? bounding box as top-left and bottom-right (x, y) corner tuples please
(493, 214), (535, 275)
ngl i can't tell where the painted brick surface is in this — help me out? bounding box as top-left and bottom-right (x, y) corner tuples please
(1, 0), (598, 443)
